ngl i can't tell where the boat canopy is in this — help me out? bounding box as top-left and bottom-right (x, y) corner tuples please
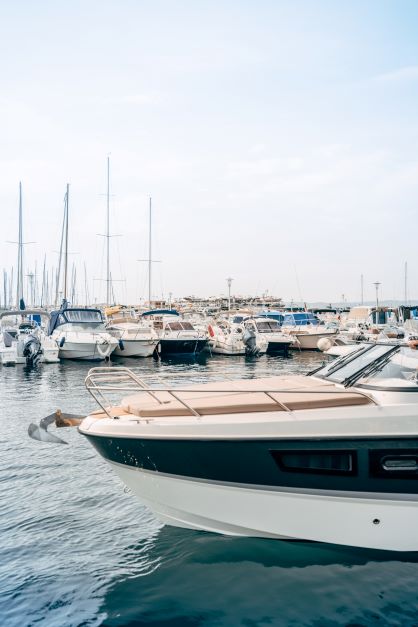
(48, 308), (104, 334)
(165, 321), (195, 331)
(0, 309), (50, 320)
(141, 309), (179, 317)
(257, 311), (285, 324)
(283, 312), (319, 326)
(253, 319), (282, 332)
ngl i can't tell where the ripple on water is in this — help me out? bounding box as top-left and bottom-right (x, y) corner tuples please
(2, 353), (418, 627)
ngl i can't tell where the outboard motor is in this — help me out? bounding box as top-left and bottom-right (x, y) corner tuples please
(3, 330), (14, 348)
(243, 327), (259, 356)
(23, 334), (43, 366)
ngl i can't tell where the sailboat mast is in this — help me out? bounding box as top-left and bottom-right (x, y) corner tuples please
(106, 156), (110, 305)
(404, 261), (408, 304)
(148, 197), (152, 306)
(63, 184), (69, 301)
(16, 182), (24, 308)
(2, 269), (6, 309)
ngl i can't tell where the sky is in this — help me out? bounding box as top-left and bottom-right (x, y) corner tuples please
(1, 0), (418, 305)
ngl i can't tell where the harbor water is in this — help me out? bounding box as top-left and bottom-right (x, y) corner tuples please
(2, 353), (418, 627)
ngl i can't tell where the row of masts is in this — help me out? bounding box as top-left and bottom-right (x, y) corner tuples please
(1, 165), (413, 311)
(2, 158), (156, 310)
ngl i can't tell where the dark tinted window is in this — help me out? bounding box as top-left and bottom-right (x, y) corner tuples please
(271, 450), (356, 475)
(370, 449), (418, 478)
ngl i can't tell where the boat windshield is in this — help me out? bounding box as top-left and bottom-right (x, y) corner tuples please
(65, 310), (103, 324)
(314, 344), (400, 385)
(166, 322), (195, 331)
(255, 320), (281, 333)
(283, 313), (319, 326)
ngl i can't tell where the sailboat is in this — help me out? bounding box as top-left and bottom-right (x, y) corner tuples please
(0, 183), (59, 365)
(49, 184), (118, 361)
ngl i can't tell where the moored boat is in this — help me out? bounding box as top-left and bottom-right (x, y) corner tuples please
(142, 310), (208, 356)
(105, 307), (159, 357)
(49, 305), (118, 360)
(79, 344), (418, 551)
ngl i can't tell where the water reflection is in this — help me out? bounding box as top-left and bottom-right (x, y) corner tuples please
(3, 351), (418, 626)
(99, 527), (418, 626)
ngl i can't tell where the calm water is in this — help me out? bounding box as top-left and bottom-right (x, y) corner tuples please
(2, 353), (418, 627)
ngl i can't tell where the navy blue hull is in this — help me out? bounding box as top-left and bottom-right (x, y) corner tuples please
(82, 433), (418, 495)
(159, 338), (208, 355)
(266, 341), (292, 355)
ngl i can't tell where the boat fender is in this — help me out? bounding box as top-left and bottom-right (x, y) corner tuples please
(118, 339), (125, 351)
(59, 337), (65, 348)
(208, 325), (215, 338)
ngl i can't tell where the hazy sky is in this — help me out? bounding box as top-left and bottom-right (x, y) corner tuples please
(1, 0), (418, 305)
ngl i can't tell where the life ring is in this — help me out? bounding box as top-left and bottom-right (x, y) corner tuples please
(208, 324), (215, 338)
(96, 340), (110, 358)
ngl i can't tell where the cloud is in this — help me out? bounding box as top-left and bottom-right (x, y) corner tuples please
(105, 92), (163, 106)
(373, 65), (418, 83)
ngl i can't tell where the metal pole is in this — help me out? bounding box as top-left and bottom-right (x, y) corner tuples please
(148, 197), (152, 307)
(226, 277), (233, 310)
(404, 261), (408, 304)
(63, 184), (69, 301)
(106, 156), (110, 305)
(361, 274), (364, 305)
(373, 281), (380, 311)
(16, 182), (23, 307)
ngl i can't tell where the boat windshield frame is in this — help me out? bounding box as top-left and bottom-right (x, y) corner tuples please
(313, 343), (400, 387)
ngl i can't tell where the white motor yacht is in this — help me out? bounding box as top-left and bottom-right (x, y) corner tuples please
(243, 317), (294, 355)
(49, 306), (118, 361)
(209, 316), (268, 356)
(0, 310), (59, 365)
(142, 310), (208, 356)
(281, 312), (338, 350)
(79, 343), (418, 552)
(105, 308), (159, 358)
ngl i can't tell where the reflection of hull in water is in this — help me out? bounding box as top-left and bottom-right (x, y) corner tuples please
(159, 339), (208, 355)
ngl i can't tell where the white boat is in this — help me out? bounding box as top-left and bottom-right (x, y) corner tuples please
(243, 317), (294, 354)
(142, 310), (208, 356)
(0, 310), (59, 365)
(49, 306), (118, 361)
(281, 312), (338, 350)
(80, 344), (418, 551)
(105, 308), (159, 357)
(209, 315), (268, 356)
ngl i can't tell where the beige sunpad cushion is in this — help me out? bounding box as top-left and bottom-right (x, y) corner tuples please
(121, 375), (371, 417)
